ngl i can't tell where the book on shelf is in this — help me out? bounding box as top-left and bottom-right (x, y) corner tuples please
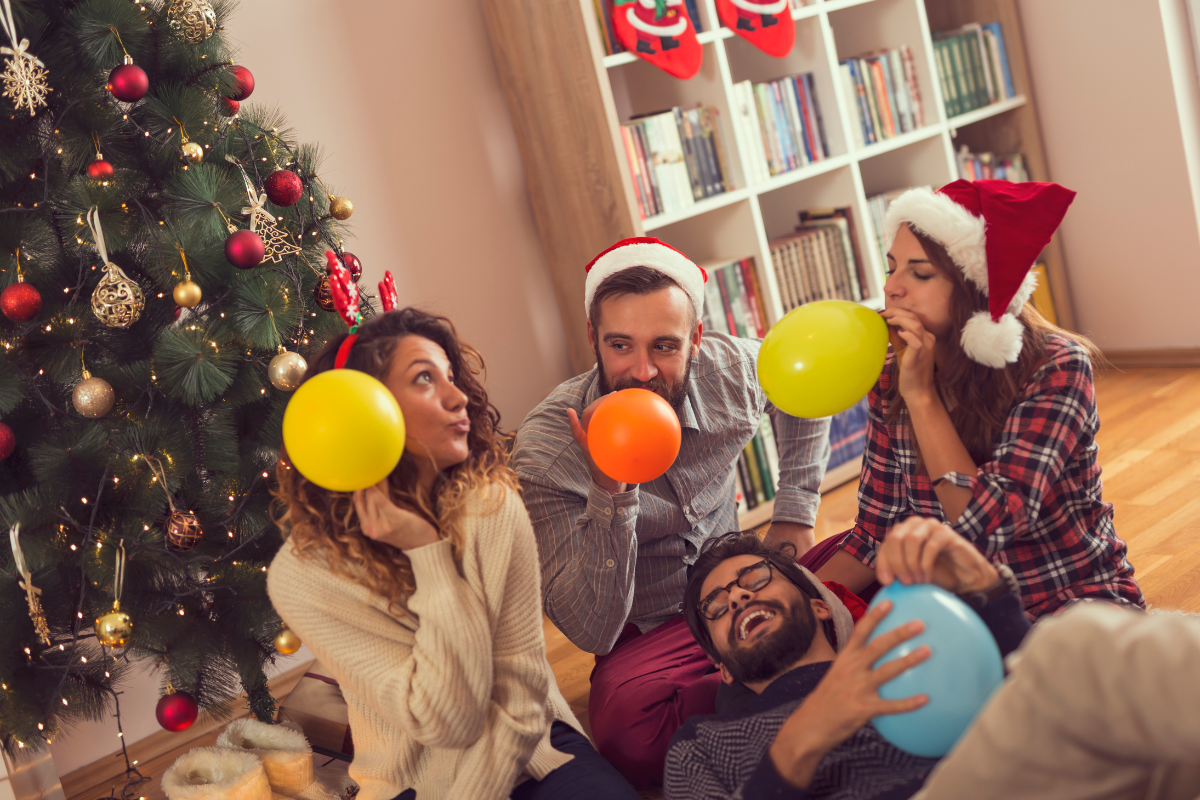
(955, 146), (1029, 182)
(730, 72), (828, 184)
(838, 45), (924, 148)
(767, 206), (868, 312)
(701, 257), (767, 339)
(620, 106), (731, 220)
(866, 187), (926, 288)
(933, 22), (1015, 119)
(1029, 262), (1057, 325)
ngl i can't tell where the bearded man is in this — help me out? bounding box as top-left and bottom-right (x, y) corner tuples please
(512, 237), (832, 786)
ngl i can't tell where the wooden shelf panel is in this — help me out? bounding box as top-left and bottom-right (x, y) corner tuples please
(947, 94), (1027, 130)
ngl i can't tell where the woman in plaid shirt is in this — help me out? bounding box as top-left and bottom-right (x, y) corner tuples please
(817, 180), (1143, 618)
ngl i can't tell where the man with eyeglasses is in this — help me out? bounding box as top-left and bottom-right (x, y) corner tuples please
(666, 520), (1030, 799)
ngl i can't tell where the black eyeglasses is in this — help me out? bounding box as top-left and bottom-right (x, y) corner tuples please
(698, 559), (776, 621)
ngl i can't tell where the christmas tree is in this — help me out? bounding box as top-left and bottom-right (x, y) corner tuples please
(0, 0), (369, 766)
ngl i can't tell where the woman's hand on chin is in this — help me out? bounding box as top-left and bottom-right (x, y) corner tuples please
(353, 481), (441, 551)
(881, 308), (938, 407)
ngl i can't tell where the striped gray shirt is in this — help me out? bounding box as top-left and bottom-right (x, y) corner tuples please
(511, 331), (830, 655)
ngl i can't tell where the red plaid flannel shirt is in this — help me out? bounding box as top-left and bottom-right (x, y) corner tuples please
(841, 334), (1144, 618)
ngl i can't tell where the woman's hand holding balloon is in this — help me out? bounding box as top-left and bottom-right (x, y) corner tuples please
(353, 481), (441, 551)
(880, 308), (938, 407)
(768, 600), (930, 788)
(876, 517), (1000, 595)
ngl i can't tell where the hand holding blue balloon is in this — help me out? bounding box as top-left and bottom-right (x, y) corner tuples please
(865, 518), (1006, 757)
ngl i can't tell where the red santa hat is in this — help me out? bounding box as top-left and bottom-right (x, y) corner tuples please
(883, 179), (1076, 368)
(584, 237), (708, 320)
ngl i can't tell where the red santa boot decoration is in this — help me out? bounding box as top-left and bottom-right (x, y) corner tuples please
(717, 0), (794, 57)
(613, 0), (702, 79)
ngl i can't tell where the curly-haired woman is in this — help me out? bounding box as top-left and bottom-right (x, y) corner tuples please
(268, 309), (639, 800)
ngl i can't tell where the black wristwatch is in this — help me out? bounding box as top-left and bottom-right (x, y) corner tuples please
(958, 562), (1019, 611)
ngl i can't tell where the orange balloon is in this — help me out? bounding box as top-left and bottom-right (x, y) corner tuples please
(588, 388), (682, 484)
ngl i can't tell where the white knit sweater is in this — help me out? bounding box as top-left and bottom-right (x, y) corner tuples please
(267, 484), (583, 800)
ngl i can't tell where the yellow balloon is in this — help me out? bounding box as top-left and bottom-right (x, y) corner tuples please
(282, 369), (405, 492)
(757, 300), (889, 418)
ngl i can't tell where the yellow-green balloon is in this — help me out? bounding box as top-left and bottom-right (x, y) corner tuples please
(757, 300), (889, 418)
(282, 369), (406, 492)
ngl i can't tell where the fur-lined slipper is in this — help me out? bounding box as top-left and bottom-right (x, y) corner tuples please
(161, 746), (271, 800)
(218, 719), (357, 800)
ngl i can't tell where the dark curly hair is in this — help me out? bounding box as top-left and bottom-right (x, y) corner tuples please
(272, 308), (517, 613)
(683, 531), (832, 662)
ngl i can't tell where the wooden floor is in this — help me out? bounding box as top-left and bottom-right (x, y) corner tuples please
(65, 367), (1200, 800)
(542, 367), (1200, 733)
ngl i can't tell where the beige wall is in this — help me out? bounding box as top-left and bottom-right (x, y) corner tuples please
(1018, 0), (1200, 351)
(50, 0), (573, 777)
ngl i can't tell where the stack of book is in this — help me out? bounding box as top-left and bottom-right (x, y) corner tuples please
(620, 107), (732, 220)
(866, 187), (923, 283)
(955, 146), (1028, 182)
(736, 414), (782, 513)
(838, 46), (925, 148)
(932, 22), (1015, 118)
(701, 257), (768, 340)
(593, 0), (704, 57)
(768, 207), (869, 311)
(731, 73), (829, 184)
(829, 397), (869, 473)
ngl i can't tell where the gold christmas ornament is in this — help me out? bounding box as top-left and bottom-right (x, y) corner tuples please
(0, 0), (52, 118)
(313, 275), (334, 311)
(269, 349), (307, 392)
(274, 624), (301, 655)
(95, 539), (132, 647)
(180, 140), (204, 164)
(173, 278), (201, 308)
(95, 601), (133, 648)
(91, 262), (145, 328)
(165, 511), (203, 550)
(86, 207), (144, 328)
(10, 523), (51, 646)
(327, 195), (353, 220)
(166, 0), (217, 43)
(73, 371), (115, 418)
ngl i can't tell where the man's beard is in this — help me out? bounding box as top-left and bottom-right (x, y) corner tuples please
(595, 343), (692, 411)
(721, 598), (818, 685)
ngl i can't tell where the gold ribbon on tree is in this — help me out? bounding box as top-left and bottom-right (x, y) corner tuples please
(9, 522), (51, 646)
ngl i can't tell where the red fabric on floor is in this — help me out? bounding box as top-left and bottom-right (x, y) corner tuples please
(588, 531), (858, 787)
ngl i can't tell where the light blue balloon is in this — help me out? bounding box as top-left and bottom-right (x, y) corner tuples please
(866, 582), (1004, 757)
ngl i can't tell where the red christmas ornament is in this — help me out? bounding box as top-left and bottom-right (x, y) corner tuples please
(108, 62), (149, 103)
(173, 305), (182, 320)
(225, 229), (265, 269)
(264, 169), (303, 207)
(87, 158), (114, 179)
(1, 281), (41, 322)
(227, 65), (254, 101)
(155, 691), (198, 732)
(340, 252), (362, 281)
(220, 97), (239, 117)
(0, 422), (14, 461)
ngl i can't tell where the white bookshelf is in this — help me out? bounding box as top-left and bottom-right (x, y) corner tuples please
(483, 0), (1067, 507)
(596, 0), (1029, 328)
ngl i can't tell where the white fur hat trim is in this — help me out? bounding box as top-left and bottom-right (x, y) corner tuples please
(961, 310), (1025, 368)
(584, 239), (705, 320)
(161, 747), (271, 800)
(217, 719), (313, 796)
(800, 565), (855, 652)
(884, 187), (988, 293)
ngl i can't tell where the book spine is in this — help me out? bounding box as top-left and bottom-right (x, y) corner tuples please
(738, 450), (760, 509)
(734, 467), (749, 516)
(971, 26), (996, 104)
(631, 124), (660, 216)
(740, 258), (767, 337)
(859, 58), (885, 142)
(933, 39), (955, 118)
(755, 83), (783, 175)
(744, 83), (771, 184)
(790, 237), (812, 304)
(675, 108), (704, 202)
(750, 433), (774, 500)
(869, 57), (897, 138)
(791, 76), (816, 164)
(703, 272), (730, 334)
(901, 45), (924, 127)
(887, 50), (912, 133)
(848, 59), (875, 144)
(715, 266), (742, 336)
(783, 76), (811, 166)
(665, 114), (695, 210)
(965, 30), (988, 108)
(985, 22), (1016, 98)
(839, 63), (865, 148)
(708, 108), (732, 192)
(730, 261), (757, 337)
(951, 35), (975, 113)
(803, 73), (828, 158)
(769, 81), (796, 171)
(619, 126), (647, 219)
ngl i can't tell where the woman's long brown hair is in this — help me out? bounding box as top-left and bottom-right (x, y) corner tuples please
(885, 225), (1103, 466)
(272, 308), (517, 613)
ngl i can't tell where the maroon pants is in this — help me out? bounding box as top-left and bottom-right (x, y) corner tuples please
(587, 533), (848, 787)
